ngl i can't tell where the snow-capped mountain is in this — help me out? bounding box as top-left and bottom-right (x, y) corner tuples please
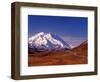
(28, 32), (70, 51)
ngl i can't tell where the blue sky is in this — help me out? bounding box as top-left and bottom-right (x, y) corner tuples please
(28, 15), (88, 47)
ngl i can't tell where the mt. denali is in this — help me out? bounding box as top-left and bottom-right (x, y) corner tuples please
(28, 32), (70, 51)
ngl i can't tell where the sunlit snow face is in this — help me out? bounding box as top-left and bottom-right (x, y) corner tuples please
(28, 32), (71, 50)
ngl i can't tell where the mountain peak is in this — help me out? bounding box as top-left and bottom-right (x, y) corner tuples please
(36, 32), (45, 35)
(29, 32), (70, 51)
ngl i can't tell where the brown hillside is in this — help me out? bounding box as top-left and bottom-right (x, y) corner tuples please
(28, 41), (88, 66)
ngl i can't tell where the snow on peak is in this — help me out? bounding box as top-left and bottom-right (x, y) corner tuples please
(28, 32), (70, 51)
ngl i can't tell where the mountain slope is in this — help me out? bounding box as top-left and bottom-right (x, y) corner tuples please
(72, 40), (87, 56)
(28, 32), (70, 51)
